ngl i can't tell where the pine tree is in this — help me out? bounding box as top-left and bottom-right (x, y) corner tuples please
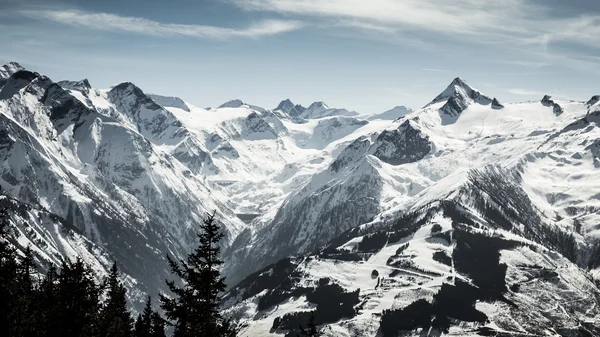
(55, 257), (103, 337)
(134, 296), (153, 337)
(134, 315), (146, 337)
(36, 265), (59, 337)
(160, 211), (236, 337)
(150, 312), (166, 337)
(98, 262), (134, 337)
(0, 206), (19, 335)
(297, 312), (321, 337)
(9, 246), (38, 337)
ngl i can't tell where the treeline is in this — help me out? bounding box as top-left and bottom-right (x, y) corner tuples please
(0, 208), (237, 337)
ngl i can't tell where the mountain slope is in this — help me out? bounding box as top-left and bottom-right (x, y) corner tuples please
(2, 61), (600, 334)
(225, 198), (600, 337)
(0, 63), (247, 308)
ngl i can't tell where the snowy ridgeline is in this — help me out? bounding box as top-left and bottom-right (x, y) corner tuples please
(1, 61), (600, 335)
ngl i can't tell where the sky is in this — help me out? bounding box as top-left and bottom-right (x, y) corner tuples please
(1, 0), (599, 113)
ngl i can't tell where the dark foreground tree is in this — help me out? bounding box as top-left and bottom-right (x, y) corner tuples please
(56, 257), (103, 337)
(135, 296), (154, 337)
(160, 211), (236, 337)
(150, 311), (166, 337)
(134, 296), (166, 337)
(98, 262), (133, 337)
(297, 311), (322, 337)
(0, 207), (18, 333)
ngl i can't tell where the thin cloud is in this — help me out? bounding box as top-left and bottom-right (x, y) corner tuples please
(503, 60), (550, 69)
(421, 68), (446, 72)
(507, 88), (545, 96)
(21, 9), (302, 39)
(229, 0), (600, 49)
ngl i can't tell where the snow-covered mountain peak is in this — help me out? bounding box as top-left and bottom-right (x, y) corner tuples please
(586, 95), (600, 107)
(428, 77), (492, 107)
(108, 81), (167, 112)
(0, 69), (46, 100)
(58, 79), (92, 94)
(110, 81), (142, 94)
(368, 105), (413, 121)
(425, 77), (495, 121)
(148, 94), (190, 112)
(219, 99), (245, 108)
(0, 62), (25, 81)
(297, 101), (359, 119)
(306, 101), (329, 113)
(275, 99), (306, 118)
(276, 98), (294, 111)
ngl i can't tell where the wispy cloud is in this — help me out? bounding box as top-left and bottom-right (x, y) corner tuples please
(506, 88), (545, 96)
(421, 68), (446, 72)
(229, 0), (600, 50)
(502, 60), (550, 69)
(21, 9), (302, 39)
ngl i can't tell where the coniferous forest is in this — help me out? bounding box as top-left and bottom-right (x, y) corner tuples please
(0, 207), (238, 337)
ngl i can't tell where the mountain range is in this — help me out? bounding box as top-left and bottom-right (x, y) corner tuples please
(0, 61), (599, 336)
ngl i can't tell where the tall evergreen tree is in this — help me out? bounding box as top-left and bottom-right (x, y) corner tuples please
(150, 312), (166, 337)
(0, 207), (19, 335)
(98, 262), (134, 337)
(134, 296), (153, 337)
(9, 247), (38, 337)
(55, 257), (103, 337)
(36, 265), (59, 337)
(160, 211), (236, 337)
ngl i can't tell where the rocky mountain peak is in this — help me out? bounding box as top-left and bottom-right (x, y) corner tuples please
(306, 101), (329, 111)
(58, 79), (92, 94)
(219, 99), (245, 108)
(491, 97), (504, 109)
(0, 62), (25, 81)
(275, 99), (306, 117)
(428, 77), (492, 107)
(541, 95), (564, 116)
(276, 98), (294, 111)
(587, 95), (600, 106)
(148, 94), (190, 112)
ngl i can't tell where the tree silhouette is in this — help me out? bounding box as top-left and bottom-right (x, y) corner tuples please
(55, 257), (103, 337)
(98, 262), (133, 337)
(160, 211), (236, 337)
(134, 296), (154, 337)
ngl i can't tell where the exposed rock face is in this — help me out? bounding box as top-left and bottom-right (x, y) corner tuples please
(58, 79), (92, 95)
(371, 120), (432, 165)
(3, 62), (600, 337)
(0, 63), (246, 310)
(427, 77), (493, 120)
(0, 62), (25, 88)
(541, 95), (563, 116)
(219, 99), (245, 108)
(491, 97), (504, 109)
(147, 94), (190, 112)
(275, 99), (306, 117)
(587, 95), (600, 107)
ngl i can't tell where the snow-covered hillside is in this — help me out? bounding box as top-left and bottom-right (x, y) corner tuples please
(218, 78), (600, 335)
(0, 62), (247, 308)
(224, 201), (600, 336)
(1, 61), (600, 334)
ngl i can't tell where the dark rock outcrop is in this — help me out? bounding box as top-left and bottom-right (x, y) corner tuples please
(541, 95), (563, 116)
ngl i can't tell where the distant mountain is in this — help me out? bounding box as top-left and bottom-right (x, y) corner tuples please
(1, 61), (600, 335)
(222, 78), (600, 335)
(148, 94), (191, 112)
(368, 105), (413, 120)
